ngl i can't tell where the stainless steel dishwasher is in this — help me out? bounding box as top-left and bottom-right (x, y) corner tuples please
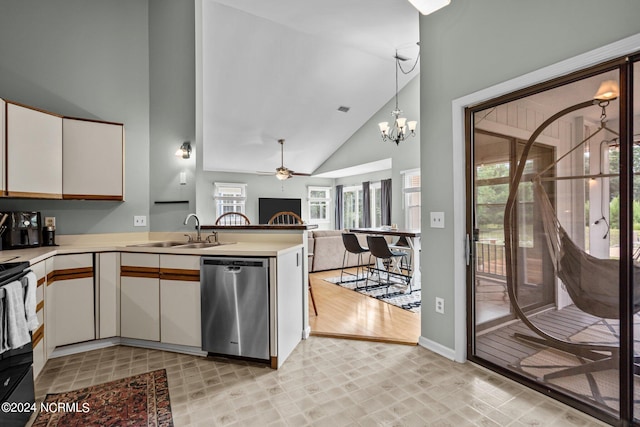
(200, 257), (269, 361)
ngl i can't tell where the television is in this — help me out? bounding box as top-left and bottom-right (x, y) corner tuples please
(259, 198), (302, 224)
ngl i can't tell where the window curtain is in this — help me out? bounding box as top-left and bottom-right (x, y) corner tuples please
(362, 181), (371, 228)
(381, 179), (392, 226)
(335, 184), (344, 230)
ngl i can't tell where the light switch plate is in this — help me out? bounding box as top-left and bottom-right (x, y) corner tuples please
(430, 212), (445, 228)
(44, 217), (56, 227)
(133, 216), (147, 227)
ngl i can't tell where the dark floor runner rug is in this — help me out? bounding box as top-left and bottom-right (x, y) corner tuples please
(32, 369), (173, 427)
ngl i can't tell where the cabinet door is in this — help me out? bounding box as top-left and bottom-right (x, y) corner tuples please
(31, 260), (46, 378)
(51, 254), (95, 347)
(44, 258), (55, 358)
(276, 249), (303, 368)
(160, 280), (201, 347)
(6, 102), (63, 198)
(159, 255), (200, 347)
(121, 277), (159, 341)
(98, 253), (120, 339)
(62, 118), (124, 200)
(54, 277), (95, 346)
(120, 253), (160, 341)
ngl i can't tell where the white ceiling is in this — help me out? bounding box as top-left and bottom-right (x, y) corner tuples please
(201, 0), (419, 176)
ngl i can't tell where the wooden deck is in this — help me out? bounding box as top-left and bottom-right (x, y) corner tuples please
(476, 305), (604, 367)
(308, 269), (420, 345)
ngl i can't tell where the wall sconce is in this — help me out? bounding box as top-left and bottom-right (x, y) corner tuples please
(175, 141), (192, 159)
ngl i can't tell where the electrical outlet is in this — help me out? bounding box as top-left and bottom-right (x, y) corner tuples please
(44, 217), (56, 227)
(133, 216), (147, 227)
(435, 297), (445, 314)
(430, 212), (445, 229)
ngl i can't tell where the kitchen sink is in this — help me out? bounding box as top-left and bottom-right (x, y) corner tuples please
(175, 242), (232, 248)
(128, 241), (187, 248)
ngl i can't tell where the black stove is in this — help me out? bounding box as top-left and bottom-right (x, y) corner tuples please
(0, 262), (29, 285)
(0, 260), (34, 426)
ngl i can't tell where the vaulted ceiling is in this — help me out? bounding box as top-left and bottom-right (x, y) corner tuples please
(200, 0), (420, 176)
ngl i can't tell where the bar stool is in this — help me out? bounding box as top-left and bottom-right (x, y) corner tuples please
(388, 235), (412, 272)
(340, 233), (369, 287)
(366, 235), (411, 294)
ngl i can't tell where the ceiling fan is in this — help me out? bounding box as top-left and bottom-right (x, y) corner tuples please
(258, 139), (311, 180)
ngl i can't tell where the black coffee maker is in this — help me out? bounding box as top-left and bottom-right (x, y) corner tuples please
(0, 212), (42, 249)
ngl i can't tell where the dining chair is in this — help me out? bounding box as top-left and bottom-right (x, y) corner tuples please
(340, 233), (369, 288)
(366, 235), (411, 294)
(215, 212), (250, 226)
(267, 211), (303, 225)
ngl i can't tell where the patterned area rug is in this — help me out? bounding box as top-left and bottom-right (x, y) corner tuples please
(324, 273), (421, 313)
(32, 369), (173, 427)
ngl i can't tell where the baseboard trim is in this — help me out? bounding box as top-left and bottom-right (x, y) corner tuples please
(50, 338), (120, 358)
(49, 337), (207, 359)
(418, 336), (457, 361)
(303, 326), (311, 339)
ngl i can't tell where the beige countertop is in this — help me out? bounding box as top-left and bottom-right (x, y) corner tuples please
(0, 233), (304, 265)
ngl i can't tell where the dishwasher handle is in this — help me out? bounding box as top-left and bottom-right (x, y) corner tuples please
(202, 257), (268, 268)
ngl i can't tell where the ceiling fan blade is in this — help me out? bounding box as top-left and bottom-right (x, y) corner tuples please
(292, 171), (311, 176)
(256, 171), (275, 175)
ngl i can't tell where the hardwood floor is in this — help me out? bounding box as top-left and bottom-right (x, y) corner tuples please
(308, 268), (420, 345)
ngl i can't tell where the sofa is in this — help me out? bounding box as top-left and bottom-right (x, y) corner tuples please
(308, 230), (371, 272)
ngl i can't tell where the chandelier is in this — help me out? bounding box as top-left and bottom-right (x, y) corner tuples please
(378, 50), (418, 145)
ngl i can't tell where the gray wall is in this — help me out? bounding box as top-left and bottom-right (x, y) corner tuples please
(0, 0), (151, 235)
(148, 0), (197, 232)
(418, 0), (640, 350)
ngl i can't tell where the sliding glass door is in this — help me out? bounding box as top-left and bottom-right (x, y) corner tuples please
(467, 61), (634, 423)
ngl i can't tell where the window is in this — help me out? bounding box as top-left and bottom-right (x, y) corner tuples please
(342, 183), (383, 228)
(308, 187), (331, 224)
(213, 182), (246, 218)
(342, 185), (363, 228)
(402, 169), (421, 229)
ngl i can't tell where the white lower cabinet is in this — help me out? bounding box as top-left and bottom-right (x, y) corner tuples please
(98, 253), (120, 338)
(160, 255), (201, 347)
(44, 258), (55, 359)
(52, 254), (95, 347)
(31, 260), (46, 378)
(120, 253), (160, 341)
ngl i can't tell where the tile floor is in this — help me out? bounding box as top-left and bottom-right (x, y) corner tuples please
(28, 337), (608, 426)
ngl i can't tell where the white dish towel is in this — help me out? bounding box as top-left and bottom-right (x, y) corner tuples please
(23, 271), (39, 332)
(4, 280), (31, 349)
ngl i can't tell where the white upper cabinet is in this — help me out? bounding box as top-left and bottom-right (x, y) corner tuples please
(63, 118), (124, 200)
(6, 102), (63, 198)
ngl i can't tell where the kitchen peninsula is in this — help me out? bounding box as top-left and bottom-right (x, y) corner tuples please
(0, 226), (311, 382)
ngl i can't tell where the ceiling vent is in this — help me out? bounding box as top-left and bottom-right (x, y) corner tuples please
(337, 106), (350, 113)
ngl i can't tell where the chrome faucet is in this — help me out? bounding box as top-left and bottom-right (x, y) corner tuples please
(184, 213), (201, 242)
